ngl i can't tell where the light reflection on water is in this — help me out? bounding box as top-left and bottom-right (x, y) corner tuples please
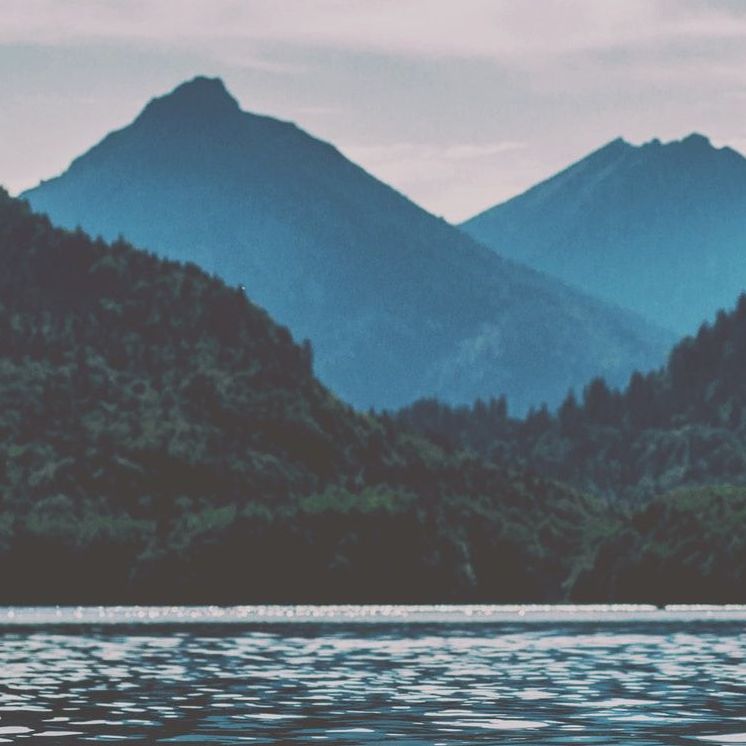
(0, 609), (745, 743)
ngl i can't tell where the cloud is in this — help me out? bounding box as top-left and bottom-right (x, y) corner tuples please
(344, 140), (526, 165)
(4, 0), (746, 222)
(442, 142), (527, 160)
(6, 1), (746, 106)
(3, 0), (746, 64)
(339, 140), (532, 220)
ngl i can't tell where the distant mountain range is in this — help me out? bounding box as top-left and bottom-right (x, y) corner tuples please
(22, 76), (669, 413)
(461, 133), (746, 336)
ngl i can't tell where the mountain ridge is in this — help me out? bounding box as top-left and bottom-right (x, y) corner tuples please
(23, 76), (670, 412)
(462, 133), (746, 335)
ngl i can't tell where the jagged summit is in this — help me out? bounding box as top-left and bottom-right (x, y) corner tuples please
(635, 132), (721, 158)
(573, 136), (633, 166)
(603, 136), (632, 151)
(680, 132), (711, 147)
(591, 133), (723, 159)
(664, 132), (745, 163)
(137, 76), (240, 122)
(588, 133), (718, 157)
(628, 132), (736, 157)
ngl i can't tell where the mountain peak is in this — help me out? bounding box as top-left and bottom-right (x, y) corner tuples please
(592, 137), (632, 156)
(680, 132), (711, 148)
(137, 76), (240, 123)
(633, 133), (714, 154)
(21, 79), (671, 413)
(461, 126), (746, 338)
(607, 136), (630, 149)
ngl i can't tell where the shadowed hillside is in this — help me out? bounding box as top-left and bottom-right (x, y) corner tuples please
(0, 189), (599, 603)
(3, 191), (746, 602)
(397, 295), (746, 503)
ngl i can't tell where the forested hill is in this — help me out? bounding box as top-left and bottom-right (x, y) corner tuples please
(4, 191), (746, 603)
(22, 76), (669, 413)
(461, 134), (746, 336)
(396, 296), (746, 503)
(0, 190), (597, 603)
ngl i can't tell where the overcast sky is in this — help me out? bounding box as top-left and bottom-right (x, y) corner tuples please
(3, 0), (746, 221)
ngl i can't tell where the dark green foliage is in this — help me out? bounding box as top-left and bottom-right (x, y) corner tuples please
(0, 190), (597, 603)
(570, 486), (746, 603)
(7, 185), (744, 602)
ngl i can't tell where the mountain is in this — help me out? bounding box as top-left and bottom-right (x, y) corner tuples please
(397, 294), (746, 503)
(461, 134), (746, 336)
(0, 189), (600, 603)
(4, 190), (745, 604)
(21, 76), (669, 413)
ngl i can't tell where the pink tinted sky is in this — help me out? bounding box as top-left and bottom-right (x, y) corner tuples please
(3, 0), (746, 221)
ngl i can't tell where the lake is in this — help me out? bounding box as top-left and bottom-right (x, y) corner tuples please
(1, 605), (746, 744)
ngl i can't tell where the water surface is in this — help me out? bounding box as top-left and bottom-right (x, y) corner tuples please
(1, 606), (746, 744)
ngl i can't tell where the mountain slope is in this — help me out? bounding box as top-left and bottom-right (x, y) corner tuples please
(0, 189), (600, 602)
(397, 294), (746, 503)
(462, 134), (746, 336)
(22, 76), (669, 412)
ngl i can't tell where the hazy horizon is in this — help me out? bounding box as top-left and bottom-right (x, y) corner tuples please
(4, 0), (746, 220)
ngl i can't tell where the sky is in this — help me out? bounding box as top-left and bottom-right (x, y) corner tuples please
(3, 0), (746, 221)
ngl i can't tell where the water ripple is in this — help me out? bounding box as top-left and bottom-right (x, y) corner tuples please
(0, 609), (744, 742)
